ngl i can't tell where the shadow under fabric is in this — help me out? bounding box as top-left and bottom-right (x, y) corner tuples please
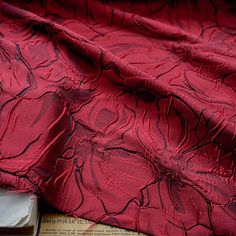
(0, 0), (235, 235)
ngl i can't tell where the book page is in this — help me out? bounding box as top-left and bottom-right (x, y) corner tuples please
(39, 214), (146, 236)
(0, 188), (36, 228)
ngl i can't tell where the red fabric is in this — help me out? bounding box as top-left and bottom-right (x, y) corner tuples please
(0, 1), (236, 235)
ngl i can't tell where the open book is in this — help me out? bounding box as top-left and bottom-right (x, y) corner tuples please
(0, 188), (39, 236)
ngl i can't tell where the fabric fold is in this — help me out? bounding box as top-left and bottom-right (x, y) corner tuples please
(0, 1), (235, 235)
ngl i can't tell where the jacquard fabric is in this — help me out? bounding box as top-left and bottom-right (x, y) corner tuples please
(0, 1), (235, 235)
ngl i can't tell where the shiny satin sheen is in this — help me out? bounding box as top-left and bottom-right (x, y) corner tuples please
(0, 1), (236, 235)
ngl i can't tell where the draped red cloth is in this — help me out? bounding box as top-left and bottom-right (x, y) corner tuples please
(0, 1), (236, 235)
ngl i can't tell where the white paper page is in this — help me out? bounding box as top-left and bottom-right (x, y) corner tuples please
(0, 188), (34, 227)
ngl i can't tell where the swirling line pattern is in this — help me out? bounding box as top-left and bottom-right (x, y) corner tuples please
(0, 1), (236, 235)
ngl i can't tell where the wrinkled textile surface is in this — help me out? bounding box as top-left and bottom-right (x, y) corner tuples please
(0, 1), (236, 235)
